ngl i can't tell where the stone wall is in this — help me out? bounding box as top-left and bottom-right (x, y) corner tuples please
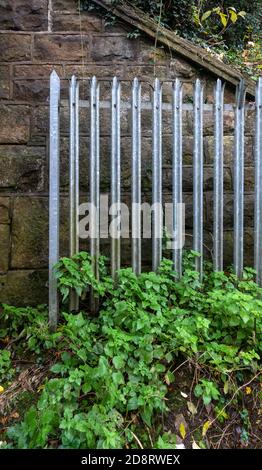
(0, 0), (256, 305)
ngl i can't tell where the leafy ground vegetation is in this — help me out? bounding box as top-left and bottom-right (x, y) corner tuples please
(82, 0), (262, 79)
(0, 252), (261, 449)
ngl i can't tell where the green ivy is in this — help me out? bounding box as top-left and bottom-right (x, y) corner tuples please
(3, 252), (262, 448)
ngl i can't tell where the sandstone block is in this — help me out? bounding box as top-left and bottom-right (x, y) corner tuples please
(0, 0), (48, 31)
(13, 64), (63, 79)
(0, 145), (45, 191)
(0, 33), (31, 61)
(0, 197), (10, 224)
(53, 13), (102, 32)
(204, 136), (253, 165)
(34, 34), (89, 61)
(0, 224), (10, 273)
(0, 270), (48, 305)
(91, 35), (137, 61)
(0, 66), (10, 99)
(0, 105), (30, 144)
(11, 197), (70, 269)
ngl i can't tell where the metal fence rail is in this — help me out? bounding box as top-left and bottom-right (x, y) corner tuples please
(49, 73), (262, 326)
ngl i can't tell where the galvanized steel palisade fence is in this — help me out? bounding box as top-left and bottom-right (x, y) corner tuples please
(49, 71), (262, 328)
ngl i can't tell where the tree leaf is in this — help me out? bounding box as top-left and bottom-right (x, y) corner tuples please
(201, 10), (212, 22)
(238, 11), (246, 18)
(202, 420), (211, 437)
(223, 381), (229, 395)
(179, 422), (186, 440)
(229, 10), (238, 23)
(187, 401), (197, 415)
(192, 439), (201, 449)
(219, 13), (228, 27)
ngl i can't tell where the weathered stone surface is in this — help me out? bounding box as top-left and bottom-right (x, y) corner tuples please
(205, 193), (254, 230)
(204, 136), (254, 164)
(187, 110), (235, 136)
(125, 65), (167, 80)
(204, 80), (235, 104)
(13, 64), (63, 79)
(169, 58), (196, 79)
(0, 145), (45, 191)
(13, 78), (67, 102)
(53, 0), (77, 12)
(0, 0), (48, 31)
(91, 35), (137, 61)
(244, 167), (254, 192)
(0, 105), (30, 144)
(224, 229), (254, 268)
(13, 80), (50, 102)
(0, 33), (31, 61)
(31, 105), (93, 137)
(0, 224), (10, 273)
(34, 34), (89, 61)
(0, 66), (10, 99)
(180, 166), (232, 192)
(59, 136), (234, 193)
(139, 39), (168, 63)
(53, 13), (102, 32)
(0, 198), (10, 224)
(245, 109), (256, 135)
(64, 63), (126, 79)
(0, 270), (48, 305)
(11, 197), (70, 269)
(11, 197), (49, 269)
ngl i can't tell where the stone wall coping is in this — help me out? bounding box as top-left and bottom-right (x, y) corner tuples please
(93, 0), (256, 97)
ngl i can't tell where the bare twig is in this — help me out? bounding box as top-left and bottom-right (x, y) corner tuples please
(130, 430), (144, 449)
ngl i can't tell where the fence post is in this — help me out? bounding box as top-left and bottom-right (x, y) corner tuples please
(49, 70), (60, 330)
(254, 77), (262, 285)
(111, 77), (121, 279)
(131, 78), (142, 275)
(234, 79), (246, 278)
(90, 76), (100, 310)
(152, 78), (162, 272)
(193, 79), (204, 279)
(69, 75), (79, 311)
(172, 78), (183, 277)
(213, 79), (224, 272)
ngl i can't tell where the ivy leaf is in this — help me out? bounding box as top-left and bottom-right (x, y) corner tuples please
(229, 9), (238, 23)
(219, 12), (228, 27)
(202, 420), (211, 437)
(201, 10), (212, 22)
(179, 422), (186, 440)
(113, 356), (124, 369)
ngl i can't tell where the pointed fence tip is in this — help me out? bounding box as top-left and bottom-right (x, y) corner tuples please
(50, 69), (60, 81)
(91, 75), (98, 86)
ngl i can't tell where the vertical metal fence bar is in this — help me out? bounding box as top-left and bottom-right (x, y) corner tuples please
(75, 80), (80, 259)
(132, 78), (142, 275)
(213, 79), (224, 271)
(172, 78), (183, 278)
(90, 76), (100, 309)
(234, 80), (246, 278)
(69, 75), (79, 311)
(49, 70), (60, 330)
(152, 78), (162, 271)
(111, 77), (121, 279)
(193, 79), (204, 278)
(254, 77), (262, 285)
